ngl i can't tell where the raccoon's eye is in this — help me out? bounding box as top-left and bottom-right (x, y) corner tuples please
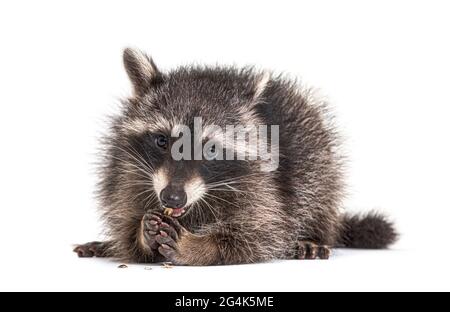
(205, 144), (218, 160)
(155, 135), (168, 149)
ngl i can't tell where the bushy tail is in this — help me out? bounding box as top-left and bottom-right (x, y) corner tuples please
(338, 212), (398, 249)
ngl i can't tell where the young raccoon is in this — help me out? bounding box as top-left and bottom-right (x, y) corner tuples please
(74, 48), (397, 265)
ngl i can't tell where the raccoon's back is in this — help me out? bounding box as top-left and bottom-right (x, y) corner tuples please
(256, 77), (344, 236)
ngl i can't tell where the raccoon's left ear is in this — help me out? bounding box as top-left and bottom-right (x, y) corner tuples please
(123, 48), (163, 96)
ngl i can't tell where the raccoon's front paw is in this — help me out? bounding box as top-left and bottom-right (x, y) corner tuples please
(153, 217), (186, 264)
(142, 212), (184, 256)
(141, 212), (164, 251)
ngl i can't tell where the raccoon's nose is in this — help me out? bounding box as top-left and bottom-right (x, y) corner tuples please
(160, 186), (187, 208)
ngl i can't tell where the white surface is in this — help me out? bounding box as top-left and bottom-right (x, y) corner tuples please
(0, 0), (449, 292)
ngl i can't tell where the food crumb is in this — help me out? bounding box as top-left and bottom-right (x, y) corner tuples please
(164, 208), (173, 216)
(117, 264), (128, 269)
(162, 262), (173, 269)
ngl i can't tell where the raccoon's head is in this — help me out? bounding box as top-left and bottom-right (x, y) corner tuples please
(110, 48), (274, 218)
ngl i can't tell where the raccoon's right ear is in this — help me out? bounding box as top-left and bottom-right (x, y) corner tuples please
(123, 48), (163, 96)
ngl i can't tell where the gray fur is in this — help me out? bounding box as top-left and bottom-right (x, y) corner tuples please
(75, 48), (397, 265)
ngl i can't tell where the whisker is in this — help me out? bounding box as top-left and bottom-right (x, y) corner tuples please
(116, 167), (151, 180)
(111, 144), (154, 174)
(109, 155), (151, 178)
(143, 192), (158, 211)
(203, 193), (241, 209)
(205, 172), (264, 185)
(199, 197), (219, 222)
(115, 146), (150, 171)
(131, 188), (154, 202)
(126, 144), (155, 171)
(125, 180), (153, 186)
(207, 188), (250, 195)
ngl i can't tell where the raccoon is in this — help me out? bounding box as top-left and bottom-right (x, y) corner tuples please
(74, 48), (397, 265)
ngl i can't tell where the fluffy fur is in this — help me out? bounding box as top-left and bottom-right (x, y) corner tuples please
(338, 212), (398, 249)
(74, 48), (398, 265)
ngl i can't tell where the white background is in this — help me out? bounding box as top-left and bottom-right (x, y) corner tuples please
(0, 0), (449, 292)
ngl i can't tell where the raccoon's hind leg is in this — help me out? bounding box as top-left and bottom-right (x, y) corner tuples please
(73, 241), (113, 258)
(154, 212), (295, 265)
(296, 241), (331, 260)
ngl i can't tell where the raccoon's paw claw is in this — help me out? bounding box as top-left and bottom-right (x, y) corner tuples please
(142, 212), (165, 250)
(160, 213), (184, 235)
(158, 243), (178, 261)
(73, 241), (108, 258)
(297, 242), (331, 260)
(155, 228), (181, 262)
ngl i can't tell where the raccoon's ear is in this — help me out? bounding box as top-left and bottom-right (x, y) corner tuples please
(239, 72), (271, 125)
(123, 48), (163, 96)
(252, 72), (271, 102)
